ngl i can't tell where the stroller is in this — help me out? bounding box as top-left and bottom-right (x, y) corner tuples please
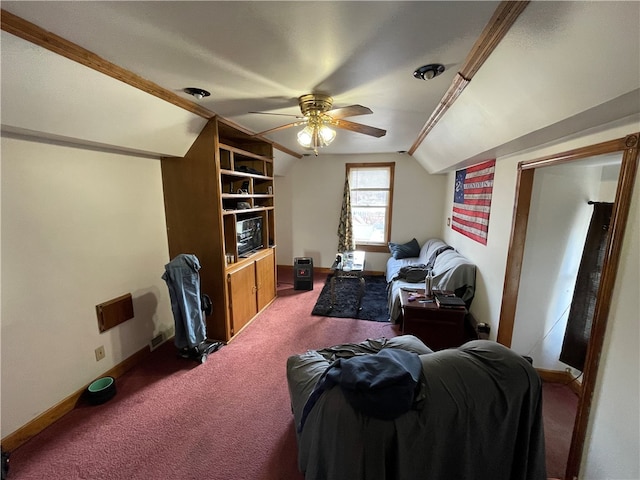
(162, 254), (223, 363)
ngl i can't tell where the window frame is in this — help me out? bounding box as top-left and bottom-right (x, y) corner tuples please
(346, 162), (395, 253)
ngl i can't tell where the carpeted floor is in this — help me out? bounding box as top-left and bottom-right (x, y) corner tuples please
(7, 272), (399, 480)
(542, 382), (579, 478)
(6, 271), (575, 479)
(311, 274), (389, 322)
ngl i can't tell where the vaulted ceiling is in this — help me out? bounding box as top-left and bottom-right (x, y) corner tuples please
(2, 2), (639, 175)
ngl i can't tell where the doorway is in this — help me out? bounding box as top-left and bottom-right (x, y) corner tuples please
(496, 132), (639, 480)
(508, 155), (621, 477)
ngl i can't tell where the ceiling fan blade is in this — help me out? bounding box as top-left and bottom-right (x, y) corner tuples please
(325, 105), (373, 119)
(333, 119), (386, 138)
(254, 121), (305, 137)
(249, 111), (304, 118)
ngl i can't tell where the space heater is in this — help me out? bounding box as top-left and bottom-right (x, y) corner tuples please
(293, 257), (314, 290)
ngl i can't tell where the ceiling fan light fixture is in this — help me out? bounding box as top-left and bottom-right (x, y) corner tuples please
(319, 124), (336, 144)
(413, 64), (445, 81)
(297, 115), (336, 155)
(297, 125), (315, 148)
(183, 87), (210, 100)
(252, 93), (384, 156)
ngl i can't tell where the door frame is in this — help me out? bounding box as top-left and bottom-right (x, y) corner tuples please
(496, 132), (639, 480)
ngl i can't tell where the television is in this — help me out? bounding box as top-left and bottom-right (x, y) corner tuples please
(236, 216), (264, 257)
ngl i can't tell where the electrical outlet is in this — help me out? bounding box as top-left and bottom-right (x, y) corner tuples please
(95, 345), (106, 361)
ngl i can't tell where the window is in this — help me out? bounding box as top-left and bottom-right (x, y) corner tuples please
(347, 162), (395, 252)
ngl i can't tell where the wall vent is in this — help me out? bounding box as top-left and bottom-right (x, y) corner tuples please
(150, 333), (165, 351)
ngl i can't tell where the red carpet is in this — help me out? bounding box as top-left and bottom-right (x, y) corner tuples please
(542, 382), (579, 479)
(7, 273), (399, 479)
(7, 271), (573, 479)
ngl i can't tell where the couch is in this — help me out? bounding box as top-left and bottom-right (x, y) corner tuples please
(286, 335), (547, 480)
(386, 238), (476, 323)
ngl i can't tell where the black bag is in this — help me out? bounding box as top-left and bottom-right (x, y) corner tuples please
(201, 294), (213, 317)
(396, 264), (430, 283)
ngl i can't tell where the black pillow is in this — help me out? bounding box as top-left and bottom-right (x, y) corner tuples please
(388, 238), (420, 259)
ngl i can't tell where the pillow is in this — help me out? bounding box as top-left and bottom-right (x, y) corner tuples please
(388, 238), (420, 259)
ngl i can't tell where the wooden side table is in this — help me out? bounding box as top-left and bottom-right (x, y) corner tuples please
(399, 288), (467, 351)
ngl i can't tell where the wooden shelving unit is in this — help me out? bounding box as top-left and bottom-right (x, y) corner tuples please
(161, 117), (277, 342)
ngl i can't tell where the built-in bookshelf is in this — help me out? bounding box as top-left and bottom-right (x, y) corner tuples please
(161, 118), (277, 341)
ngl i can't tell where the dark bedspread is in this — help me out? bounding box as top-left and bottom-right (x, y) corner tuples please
(286, 336), (546, 480)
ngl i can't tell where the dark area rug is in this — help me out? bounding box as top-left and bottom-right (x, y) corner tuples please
(311, 274), (390, 322)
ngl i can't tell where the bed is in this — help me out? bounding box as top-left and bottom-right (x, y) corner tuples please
(386, 238), (476, 323)
(286, 335), (546, 480)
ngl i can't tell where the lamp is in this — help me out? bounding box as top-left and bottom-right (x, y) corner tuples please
(183, 87), (210, 100)
(413, 64), (445, 81)
(297, 113), (336, 156)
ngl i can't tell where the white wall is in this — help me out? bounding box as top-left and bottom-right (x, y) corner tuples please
(511, 163), (609, 372)
(273, 172), (294, 270)
(1, 135), (174, 438)
(442, 155), (518, 336)
(275, 152), (447, 272)
(442, 116), (639, 478)
(582, 169), (640, 478)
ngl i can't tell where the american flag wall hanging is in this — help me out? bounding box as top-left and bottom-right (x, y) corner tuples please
(452, 159), (496, 245)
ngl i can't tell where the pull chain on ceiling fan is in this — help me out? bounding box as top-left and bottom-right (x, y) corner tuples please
(253, 93), (386, 155)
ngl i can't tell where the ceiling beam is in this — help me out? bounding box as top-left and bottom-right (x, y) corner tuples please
(409, 1), (530, 155)
(0, 9), (302, 159)
(1, 10), (213, 119)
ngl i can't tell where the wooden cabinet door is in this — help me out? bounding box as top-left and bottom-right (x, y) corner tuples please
(256, 250), (276, 311)
(227, 262), (258, 336)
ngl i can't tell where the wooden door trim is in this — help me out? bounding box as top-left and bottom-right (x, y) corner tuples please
(566, 133), (639, 479)
(497, 132), (639, 480)
(496, 168), (534, 346)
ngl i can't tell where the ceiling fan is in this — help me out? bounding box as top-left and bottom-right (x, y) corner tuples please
(252, 93), (386, 155)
